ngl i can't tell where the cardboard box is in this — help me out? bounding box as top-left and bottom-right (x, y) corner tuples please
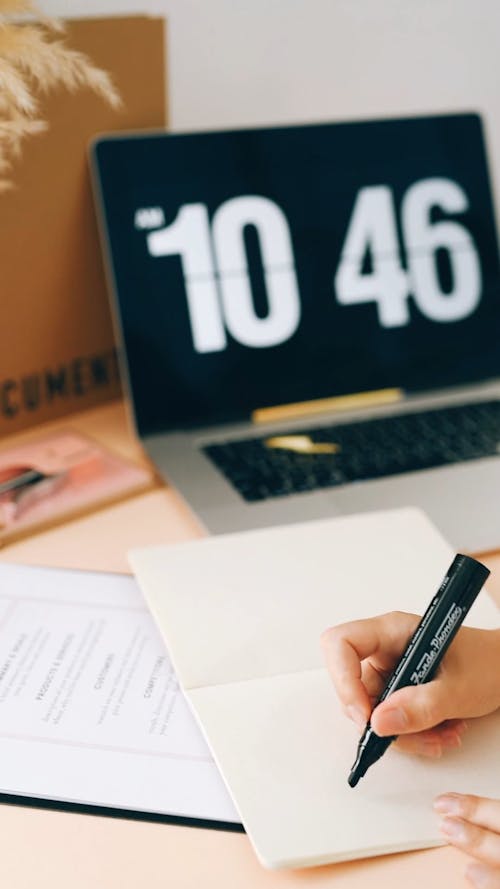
(0, 15), (166, 437)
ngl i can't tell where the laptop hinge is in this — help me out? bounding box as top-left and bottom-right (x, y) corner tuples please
(251, 388), (403, 425)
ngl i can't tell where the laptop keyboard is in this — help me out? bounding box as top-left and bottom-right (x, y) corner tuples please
(203, 400), (500, 502)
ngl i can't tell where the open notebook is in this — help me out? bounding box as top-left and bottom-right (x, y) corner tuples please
(129, 508), (500, 869)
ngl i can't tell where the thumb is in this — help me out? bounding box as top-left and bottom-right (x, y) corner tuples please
(371, 681), (453, 736)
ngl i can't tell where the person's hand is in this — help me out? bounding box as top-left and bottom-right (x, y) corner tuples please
(434, 793), (500, 888)
(321, 611), (500, 756)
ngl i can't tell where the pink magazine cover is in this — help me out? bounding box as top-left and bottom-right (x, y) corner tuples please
(0, 431), (154, 546)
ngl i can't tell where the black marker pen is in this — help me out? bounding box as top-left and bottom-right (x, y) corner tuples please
(348, 554), (490, 788)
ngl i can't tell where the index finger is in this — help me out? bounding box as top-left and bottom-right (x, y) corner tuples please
(321, 611), (418, 720)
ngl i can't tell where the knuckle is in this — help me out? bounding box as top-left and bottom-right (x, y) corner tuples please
(416, 691), (444, 728)
(326, 660), (350, 699)
(320, 625), (341, 650)
(421, 699), (437, 724)
(466, 823), (485, 854)
(386, 610), (413, 624)
(319, 628), (331, 649)
(460, 794), (480, 821)
(378, 610), (403, 629)
(337, 668), (354, 695)
(321, 622), (353, 649)
(393, 735), (418, 755)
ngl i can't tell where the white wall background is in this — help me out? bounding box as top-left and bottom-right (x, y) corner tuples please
(42, 1), (500, 199)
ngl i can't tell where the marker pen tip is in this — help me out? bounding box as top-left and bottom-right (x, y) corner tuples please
(348, 768), (360, 788)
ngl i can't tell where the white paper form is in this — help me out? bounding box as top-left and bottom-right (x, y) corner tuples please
(0, 563), (239, 825)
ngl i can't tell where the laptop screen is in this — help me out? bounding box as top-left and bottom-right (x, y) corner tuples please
(92, 113), (500, 436)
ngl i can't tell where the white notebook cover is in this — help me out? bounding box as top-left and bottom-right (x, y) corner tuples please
(129, 508), (500, 869)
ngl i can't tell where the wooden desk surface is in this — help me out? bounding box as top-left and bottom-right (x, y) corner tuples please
(0, 399), (499, 889)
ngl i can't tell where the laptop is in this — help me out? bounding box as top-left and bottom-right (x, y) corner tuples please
(91, 112), (500, 551)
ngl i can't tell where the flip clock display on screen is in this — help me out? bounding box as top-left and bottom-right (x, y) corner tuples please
(94, 114), (500, 433)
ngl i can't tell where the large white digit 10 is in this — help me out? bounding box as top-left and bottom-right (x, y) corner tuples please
(212, 196), (300, 348)
(148, 204), (226, 353)
(402, 178), (481, 321)
(147, 196), (300, 353)
(334, 178), (482, 327)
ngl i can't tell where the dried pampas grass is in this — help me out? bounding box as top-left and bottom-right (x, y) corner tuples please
(0, 0), (121, 190)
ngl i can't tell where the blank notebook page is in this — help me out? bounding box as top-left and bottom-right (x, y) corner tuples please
(129, 508), (500, 869)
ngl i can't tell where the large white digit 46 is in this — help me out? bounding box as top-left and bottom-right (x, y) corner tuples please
(147, 196), (301, 353)
(334, 178), (481, 327)
(402, 178), (481, 321)
(334, 186), (409, 326)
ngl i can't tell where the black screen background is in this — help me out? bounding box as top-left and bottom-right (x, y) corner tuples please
(93, 114), (500, 436)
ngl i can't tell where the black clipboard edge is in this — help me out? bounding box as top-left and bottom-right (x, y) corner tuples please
(0, 792), (245, 833)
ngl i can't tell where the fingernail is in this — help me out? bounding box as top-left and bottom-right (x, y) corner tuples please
(440, 731), (462, 749)
(434, 794), (463, 815)
(439, 817), (467, 842)
(347, 705), (366, 730)
(466, 862), (493, 888)
(421, 739), (442, 758)
(377, 706), (408, 733)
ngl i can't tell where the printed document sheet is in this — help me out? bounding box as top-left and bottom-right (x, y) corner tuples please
(0, 563), (239, 824)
